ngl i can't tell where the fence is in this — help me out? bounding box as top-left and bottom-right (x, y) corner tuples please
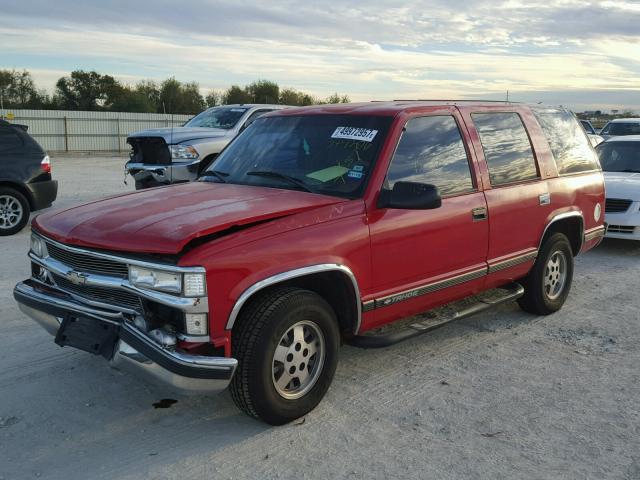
(0, 109), (194, 152)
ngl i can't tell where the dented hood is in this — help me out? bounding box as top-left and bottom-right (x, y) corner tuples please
(33, 183), (344, 255)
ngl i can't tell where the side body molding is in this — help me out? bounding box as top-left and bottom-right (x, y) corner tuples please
(225, 264), (362, 333)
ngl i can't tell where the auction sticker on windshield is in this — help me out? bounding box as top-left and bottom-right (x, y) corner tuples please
(331, 127), (378, 142)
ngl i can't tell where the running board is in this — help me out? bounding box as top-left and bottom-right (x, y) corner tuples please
(348, 283), (524, 349)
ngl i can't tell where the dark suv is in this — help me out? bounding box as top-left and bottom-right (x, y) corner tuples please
(0, 120), (57, 235)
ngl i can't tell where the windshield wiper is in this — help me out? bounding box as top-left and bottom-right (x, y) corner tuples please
(618, 169), (640, 173)
(201, 170), (229, 183)
(246, 170), (314, 193)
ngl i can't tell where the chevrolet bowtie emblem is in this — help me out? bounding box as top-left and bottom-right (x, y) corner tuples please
(65, 270), (89, 286)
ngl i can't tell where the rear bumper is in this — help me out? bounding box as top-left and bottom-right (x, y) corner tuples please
(126, 161), (200, 188)
(14, 280), (237, 395)
(26, 180), (58, 210)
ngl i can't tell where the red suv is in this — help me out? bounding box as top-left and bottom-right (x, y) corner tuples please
(15, 101), (605, 425)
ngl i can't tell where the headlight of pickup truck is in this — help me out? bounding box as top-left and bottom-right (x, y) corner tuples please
(128, 266), (206, 297)
(169, 144), (199, 160)
(30, 234), (46, 258)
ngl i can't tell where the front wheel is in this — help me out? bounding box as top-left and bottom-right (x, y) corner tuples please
(518, 232), (574, 315)
(229, 287), (340, 425)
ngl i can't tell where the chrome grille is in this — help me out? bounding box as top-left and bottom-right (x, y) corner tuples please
(46, 241), (129, 278)
(605, 198), (632, 214)
(53, 274), (142, 311)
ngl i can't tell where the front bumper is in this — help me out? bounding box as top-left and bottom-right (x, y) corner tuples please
(604, 205), (640, 241)
(14, 280), (237, 395)
(126, 161), (200, 188)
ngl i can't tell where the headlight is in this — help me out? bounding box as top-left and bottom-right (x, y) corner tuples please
(128, 266), (206, 297)
(170, 144), (199, 160)
(30, 234), (46, 258)
(129, 266), (182, 294)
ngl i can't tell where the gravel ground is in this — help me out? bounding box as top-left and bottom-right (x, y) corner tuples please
(1, 155), (639, 480)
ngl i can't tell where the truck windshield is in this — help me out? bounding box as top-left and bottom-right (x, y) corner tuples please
(202, 114), (392, 198)
(184, 107), (249, 129)
(596, 141), (640, 173)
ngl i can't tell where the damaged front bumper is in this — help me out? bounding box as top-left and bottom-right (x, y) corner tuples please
(126, 161), (201, 188)
(14, 280), (237, 395)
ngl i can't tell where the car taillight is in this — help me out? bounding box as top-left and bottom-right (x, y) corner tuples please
(41, 155), (51, 174)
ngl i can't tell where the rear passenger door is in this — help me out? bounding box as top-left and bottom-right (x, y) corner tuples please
(463, 110), (551, 281)
(368, 113), (489, 321)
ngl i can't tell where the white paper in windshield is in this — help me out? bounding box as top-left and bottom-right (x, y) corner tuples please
(331, 126), (378, 142)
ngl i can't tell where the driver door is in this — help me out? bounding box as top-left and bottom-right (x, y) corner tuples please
(367, 113), (489, 325)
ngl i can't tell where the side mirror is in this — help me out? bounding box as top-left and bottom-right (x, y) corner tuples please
(378, 181), (442, 210)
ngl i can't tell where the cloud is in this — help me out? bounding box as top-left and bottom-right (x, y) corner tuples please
(1, 1), (639, 111)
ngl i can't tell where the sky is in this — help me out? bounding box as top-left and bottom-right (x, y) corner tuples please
(1, 0), (640, 112)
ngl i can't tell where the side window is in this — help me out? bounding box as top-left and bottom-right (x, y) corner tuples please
(533, 108), (600, 175)
(0, 127), (24, 152)
(386, 115), (474, 196)
(472, 112), (538, 186)
(600, 123), (610, 135)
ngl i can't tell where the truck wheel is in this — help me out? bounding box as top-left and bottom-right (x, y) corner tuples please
(518, 232), (574, 315)
(0, 187), (30, 236)
(229, 287), (340, 425)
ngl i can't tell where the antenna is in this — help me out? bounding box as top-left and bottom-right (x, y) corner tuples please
(506, 90), (509, 102)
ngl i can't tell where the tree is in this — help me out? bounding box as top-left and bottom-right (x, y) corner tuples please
(279, 88), (314, 106)
(55, 70), (123, 110)
(135, 80), (161, 110)
(325, 93), (351, 104)
(246, 79), (279, 104)
(159, 77), (205, 114)
(0, 69), (45, 108)
(223, 85), (252, 105)
(205, 90), (222, 107)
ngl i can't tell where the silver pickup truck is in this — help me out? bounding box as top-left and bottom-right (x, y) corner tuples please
(126, 104), (289, 189)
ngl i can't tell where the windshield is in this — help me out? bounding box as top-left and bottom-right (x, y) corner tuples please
(184, 106), (249, 129)
(202, 114), (392, 198)
(596, 142), (640, 173)
(607, 122), (640, 136)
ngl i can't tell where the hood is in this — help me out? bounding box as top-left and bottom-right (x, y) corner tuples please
(603, 171), (640, 201)
(127, 126), (231, 144)
(33, 183), (345, 255)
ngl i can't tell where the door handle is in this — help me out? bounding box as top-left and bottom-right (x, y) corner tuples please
(472, 207), (487, 221)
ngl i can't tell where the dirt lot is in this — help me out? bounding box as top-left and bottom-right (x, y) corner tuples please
(1, 156), (639, 480)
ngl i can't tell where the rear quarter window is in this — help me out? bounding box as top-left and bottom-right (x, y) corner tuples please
(472, 112), (539, 186)
(533, 108), (600, 175)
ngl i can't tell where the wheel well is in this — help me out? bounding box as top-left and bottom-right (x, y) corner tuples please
(541, 216), (583, 256)
(233, 271), (359, 339)
(0, 181), (34, 210)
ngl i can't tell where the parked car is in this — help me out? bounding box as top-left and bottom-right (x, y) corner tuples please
(580, 119), (604, 146)
(15, 101), (605, 425)
(599, 118), (640, 140)
(596, 136), (640, 240)
(126, 104), (289, 189)
(0, 120), (57, 236)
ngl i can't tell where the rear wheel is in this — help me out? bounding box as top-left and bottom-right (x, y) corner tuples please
(229, 287), (340, 425)
(518, 232), (574, 315)
(0, 187), (30, 236)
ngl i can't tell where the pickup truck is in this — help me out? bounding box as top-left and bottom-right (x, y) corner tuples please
(15, 101), (605, 425)
(126, 104), (288, 189)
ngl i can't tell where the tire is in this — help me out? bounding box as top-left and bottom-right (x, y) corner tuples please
(0, 187), (30, 236)
(518, 232), (574, 315)
(229, 287), (340, 425)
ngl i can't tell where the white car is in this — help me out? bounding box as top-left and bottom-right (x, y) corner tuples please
(599, 118), (640, 140)
(596, 136), (640, 240)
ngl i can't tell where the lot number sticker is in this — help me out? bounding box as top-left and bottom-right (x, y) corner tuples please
(331, 126), (378, 142)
